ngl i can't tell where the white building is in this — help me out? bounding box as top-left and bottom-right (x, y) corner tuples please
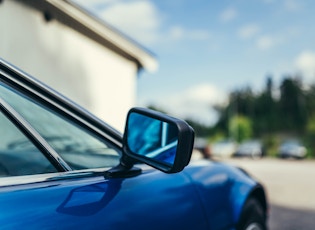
(0, 0), (157, 132)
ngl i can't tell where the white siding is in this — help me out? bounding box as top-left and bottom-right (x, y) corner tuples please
(0, 1), (138, 132)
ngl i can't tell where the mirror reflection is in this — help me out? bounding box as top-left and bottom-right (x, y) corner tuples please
(127, 112), (178, 165)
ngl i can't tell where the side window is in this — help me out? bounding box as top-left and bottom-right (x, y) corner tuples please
(0, 83), (120, 170)
(0, 110), (57, 177)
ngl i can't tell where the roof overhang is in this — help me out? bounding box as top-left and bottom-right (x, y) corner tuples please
(15, 0), (158, 72)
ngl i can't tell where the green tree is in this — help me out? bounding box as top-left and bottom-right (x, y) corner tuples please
(254, 76), (277, 135)
(305, 84), (315, 118)
(279, 77), (307, 132)
(229, 115), (253, 142)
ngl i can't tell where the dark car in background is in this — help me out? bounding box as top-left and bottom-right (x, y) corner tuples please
(278, 139), (307, 159)
(0, 59), (268, 229)
(211, 139), (238, 158)
(234, 140), (265, 159)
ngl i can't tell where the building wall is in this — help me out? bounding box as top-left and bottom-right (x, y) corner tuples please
(0, 0), (138, 132)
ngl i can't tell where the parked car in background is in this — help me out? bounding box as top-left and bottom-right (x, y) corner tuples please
(278, 139), (307, 159)
(0, 59), (268, 229)
(234, 140), (265, 159)
(211, 139), (238, 158)
(193, 137), (211, 159)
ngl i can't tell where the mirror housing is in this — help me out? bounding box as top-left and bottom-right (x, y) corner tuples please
(122, 107), (194, 173)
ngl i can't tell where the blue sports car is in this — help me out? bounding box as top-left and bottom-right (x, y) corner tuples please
(0, 59), (268, 229)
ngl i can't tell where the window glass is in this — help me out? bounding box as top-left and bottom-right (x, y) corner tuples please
(0, 110), (57, 177)
(0, 83), (120, 170)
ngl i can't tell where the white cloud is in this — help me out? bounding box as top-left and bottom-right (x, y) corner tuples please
(169, 26), (184, 40)
(154, 84), (228, 125)
(97, 0), (162, 45)
(168, 26), (211, 41)
(295, 51), (315, 80)
(238, 24), (260, 40)
(184, 84), (227, 105)
(261, 0), (275, 3)
(256, 35), (277, 50)
(85, 0), (211, 46)
(74, 0), (211, 46)
(220, 7), (238, 23)
(284, 0), (301, 12)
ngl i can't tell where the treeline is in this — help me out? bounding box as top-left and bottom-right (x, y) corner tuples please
(187, 75), (315, 157)
(214, 76), (314, 134)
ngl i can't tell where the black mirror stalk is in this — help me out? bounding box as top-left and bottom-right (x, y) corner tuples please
(105, 155), (141, 178)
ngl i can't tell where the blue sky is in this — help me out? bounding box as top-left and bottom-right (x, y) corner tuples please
(75, 0), (315, 125)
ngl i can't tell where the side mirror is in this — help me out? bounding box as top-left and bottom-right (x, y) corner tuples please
(122, 107), (194, 173)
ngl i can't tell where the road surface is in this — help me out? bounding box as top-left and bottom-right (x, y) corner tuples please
(221, 158), (315, 229)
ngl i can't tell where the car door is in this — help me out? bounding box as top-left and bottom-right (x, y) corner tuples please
(0, 169), (208, 229)
(0, 62), (208, 229)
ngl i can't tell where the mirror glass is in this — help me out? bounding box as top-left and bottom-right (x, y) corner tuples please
(127, 112), (179, 166)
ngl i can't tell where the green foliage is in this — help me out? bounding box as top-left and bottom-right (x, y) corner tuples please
(262, 134), (280, 157)
(304, 115), (315, 158)
(279, 77), (307, 132)
(229, 115), (252, 142)
(210, 75), (315, 157)
(214, 76), (314, 135)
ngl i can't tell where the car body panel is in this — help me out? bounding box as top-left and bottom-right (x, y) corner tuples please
(184, 161), (257, 229)
(0, 161), (256, 230)
(0, 167), (202, 229)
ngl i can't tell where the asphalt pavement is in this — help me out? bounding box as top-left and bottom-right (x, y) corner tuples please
(220, 157), (315, 230)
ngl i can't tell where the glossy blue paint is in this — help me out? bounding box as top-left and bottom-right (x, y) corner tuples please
(0, 161), (257, 230)
(0, 58), (267, 229)
(183, 161), (256, 229)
